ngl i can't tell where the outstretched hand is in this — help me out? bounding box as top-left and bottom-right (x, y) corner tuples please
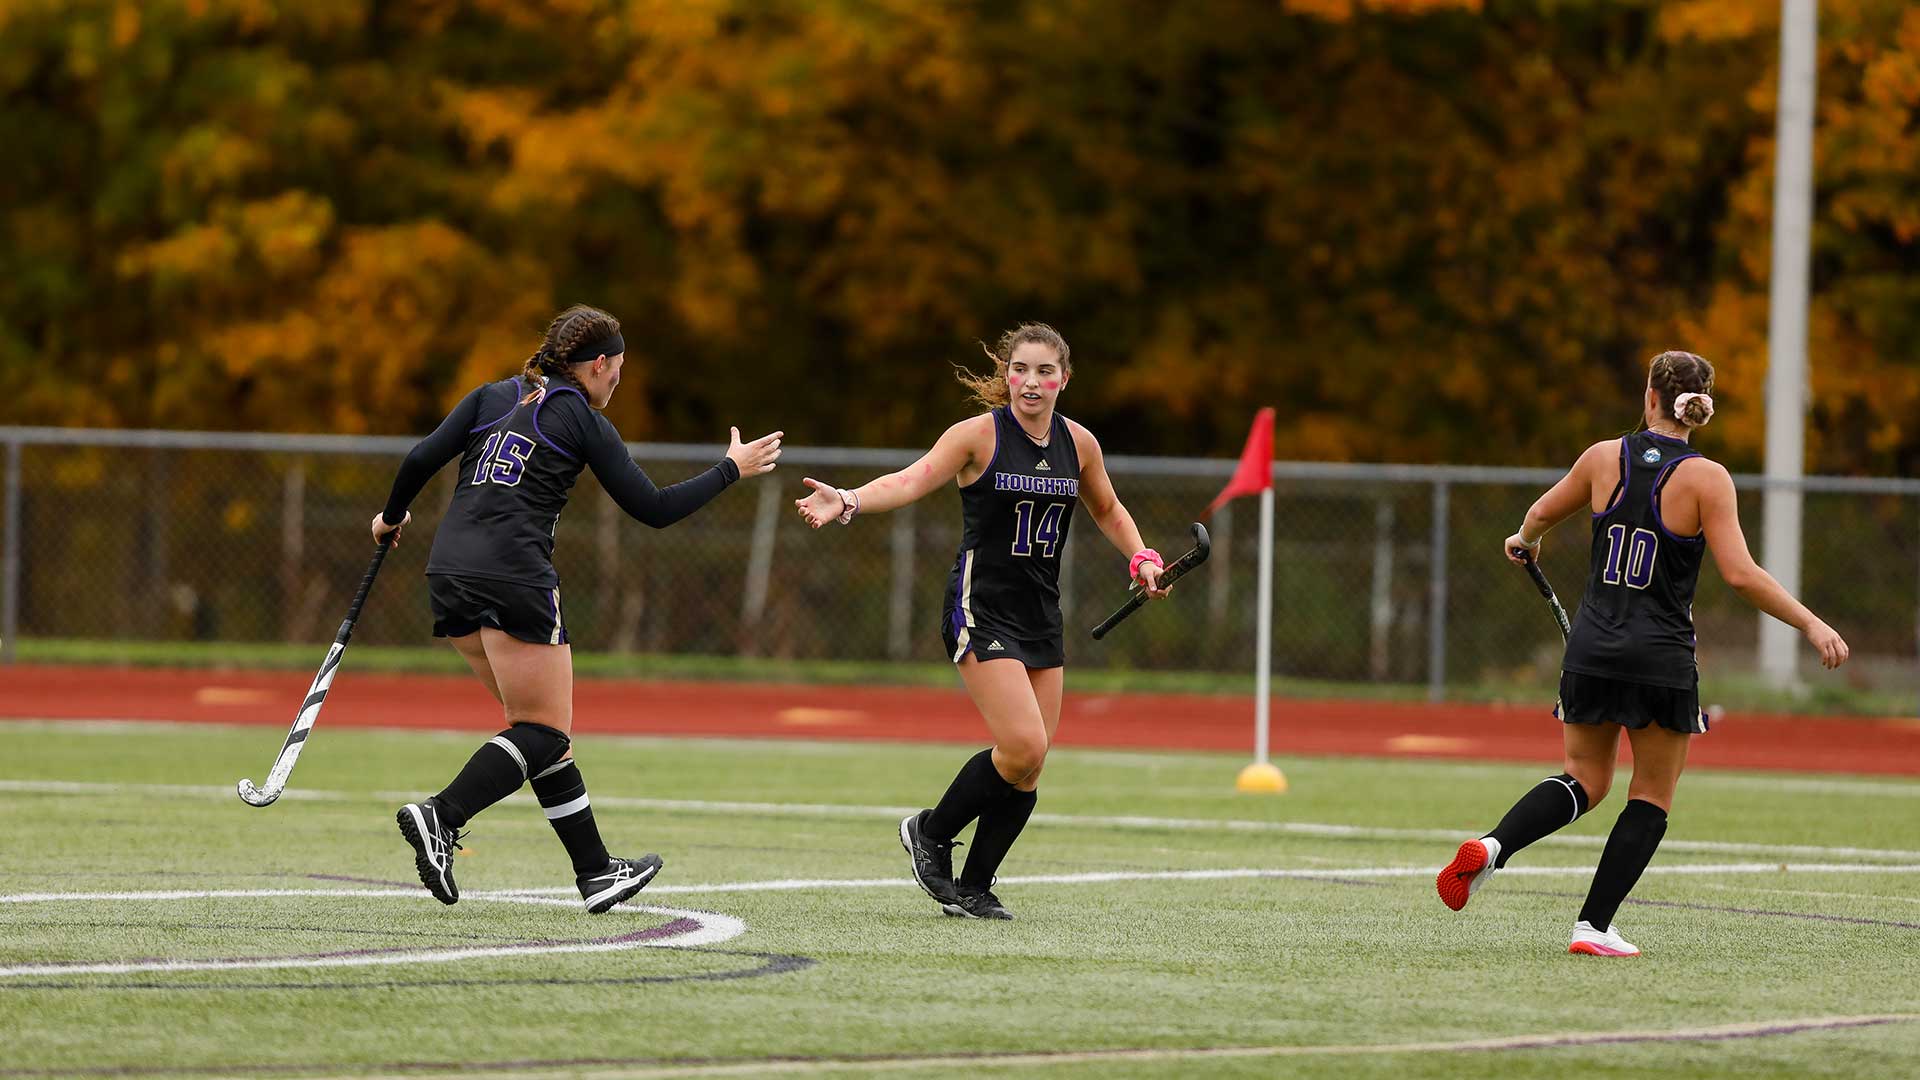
(728, 428), (782, 478)
(794, 477), (848, 529)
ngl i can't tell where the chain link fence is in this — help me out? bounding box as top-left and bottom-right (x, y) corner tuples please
(2, 427), (1916, 707)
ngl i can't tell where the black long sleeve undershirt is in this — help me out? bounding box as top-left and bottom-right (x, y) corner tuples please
(380, 386), (483, 526)
(379, 384), (739, 529)
(576, 409), (741, 527)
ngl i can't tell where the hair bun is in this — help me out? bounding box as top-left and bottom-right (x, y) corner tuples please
(1673, 391), (1714, 427)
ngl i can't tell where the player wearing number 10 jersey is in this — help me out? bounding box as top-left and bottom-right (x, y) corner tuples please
(793, 323), (1171, 921)
(1436, 350), (1849, 957)
(371, 304), (782, 915)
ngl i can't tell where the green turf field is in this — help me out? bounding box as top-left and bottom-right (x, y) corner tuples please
(2, 718), (1917, 1078)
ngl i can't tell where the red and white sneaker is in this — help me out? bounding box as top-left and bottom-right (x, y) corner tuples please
(1436, 836), (1501, 911)
(1568, 920), (1640, 957)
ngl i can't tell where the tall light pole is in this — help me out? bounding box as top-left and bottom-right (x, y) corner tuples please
(1760, 0), (1817, 688)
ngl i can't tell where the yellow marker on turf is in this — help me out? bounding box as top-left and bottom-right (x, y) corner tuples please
(1236, 761), (1287, 794)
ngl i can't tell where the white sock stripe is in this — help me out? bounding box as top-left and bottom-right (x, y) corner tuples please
(532, 758), (575, 781)
(488, 735), (529, 779)
(1549, 775), (1581, 824)
(542, 792), (591, 820)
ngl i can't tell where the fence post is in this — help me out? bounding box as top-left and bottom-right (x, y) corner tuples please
(279, 460), (306, 642)
(739, 478), (781, 649)
(2, 440), (20, 664)
(887, 501), (916, 660)
(1370, 497), (1395, 681)
(1209, 501), (1233, 627)
(1426, 480), (1450, 702)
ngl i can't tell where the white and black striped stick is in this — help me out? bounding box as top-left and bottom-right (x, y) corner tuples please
(1515, 547), (1572, 642)
(237, 536), (393, 807)
(1090, 523), (1211, 640)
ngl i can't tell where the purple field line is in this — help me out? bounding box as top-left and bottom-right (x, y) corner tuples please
(0, 1014), (1907, 1077)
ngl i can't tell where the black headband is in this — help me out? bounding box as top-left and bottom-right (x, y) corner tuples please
(560, 333), (625, 365)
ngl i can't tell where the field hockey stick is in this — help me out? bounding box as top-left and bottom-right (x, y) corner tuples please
(1515, 547), (1572, 643)
(1090, 522), (1211, 640)
(237, 535), (394, 807)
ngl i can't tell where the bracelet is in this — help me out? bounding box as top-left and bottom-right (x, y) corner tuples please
(835, 487), (861, 525)
(1516, 531), (1542, 549)
(1129, 548), (1164, 580)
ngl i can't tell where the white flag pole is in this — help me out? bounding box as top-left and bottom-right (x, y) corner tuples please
(1255, 485), (1273, 763)
(1237, 482), (1286, 793)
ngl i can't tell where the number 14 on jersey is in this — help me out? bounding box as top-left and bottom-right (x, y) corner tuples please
(1011, 500), (1065, 558)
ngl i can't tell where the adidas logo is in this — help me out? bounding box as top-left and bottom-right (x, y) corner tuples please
(987, 640), (1005, 651)
(1034, 460), (1051, 471)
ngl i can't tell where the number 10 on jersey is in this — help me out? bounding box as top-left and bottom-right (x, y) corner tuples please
(1011, 501), (1065, 558)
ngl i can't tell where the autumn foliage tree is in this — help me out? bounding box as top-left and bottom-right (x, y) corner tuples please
(0, 0), (1914, 473)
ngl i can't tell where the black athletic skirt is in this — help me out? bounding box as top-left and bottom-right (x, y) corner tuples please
(428, 574), (568, 646)
(1556, 669), (1707, 735)
(940, 612), (1064, 670)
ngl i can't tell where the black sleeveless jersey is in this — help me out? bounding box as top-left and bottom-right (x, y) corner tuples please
(426, 378), (589, 587)
(1561, 431), (1707, 689)
(944, 407), (1082, 649)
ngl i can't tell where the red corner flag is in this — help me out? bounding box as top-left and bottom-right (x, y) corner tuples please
(1205, 407), (1274, 516)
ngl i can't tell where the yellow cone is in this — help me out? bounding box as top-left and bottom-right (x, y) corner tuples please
(1235, 761), (1288, 794)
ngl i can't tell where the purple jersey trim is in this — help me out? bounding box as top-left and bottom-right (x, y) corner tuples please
(1593, 438), (1629, 519)
(531, 385), (587, 461)
(468, 377), (524, 433)
(1650, 454), (1705, 543)
(959, 409), (1004, 492)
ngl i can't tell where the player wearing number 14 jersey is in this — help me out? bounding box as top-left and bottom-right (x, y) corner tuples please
(794, 323), (1171, 920)
(1435, 351), (1849, 956)
(371, 304), (783, 914)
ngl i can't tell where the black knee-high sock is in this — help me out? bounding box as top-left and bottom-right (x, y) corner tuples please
(924, 748), (1015, 842)
(530, 759), (611, 874)
(1578, 799), (1668, 928)
(433, 724), (570, 829)
(1486, 773), (1590, 868)
(960, 787), (1037, 889)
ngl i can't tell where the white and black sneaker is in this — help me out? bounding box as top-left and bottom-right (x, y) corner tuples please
(899, 810), (961, 906)
(942, 884), (1013, 920)
(396, 798), (463, 905)
(577, 854), (663, 914)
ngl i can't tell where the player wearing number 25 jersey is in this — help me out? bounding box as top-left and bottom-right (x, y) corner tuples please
(372, 304), (783, 916)
(793, 323), (1171, 921)
(1435, 350), (1848, 958)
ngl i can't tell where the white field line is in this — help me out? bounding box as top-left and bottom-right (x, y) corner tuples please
(484, 862), (1920, 899)
(320, 1014), (1920, 1079)
(0, 891), (740, 977)
(5, 778), (1919, 862)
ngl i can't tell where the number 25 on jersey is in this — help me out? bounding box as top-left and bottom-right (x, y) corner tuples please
(473, 432), (536, 487)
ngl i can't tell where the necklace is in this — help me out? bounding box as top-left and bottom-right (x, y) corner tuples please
(1645, 424), (1689, 441)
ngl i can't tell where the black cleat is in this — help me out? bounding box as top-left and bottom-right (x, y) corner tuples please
(578, 854), (664, 914)
(396, 798), (463, 905)
(942, 885), (1013, 920)
(899, 810), (961, 905)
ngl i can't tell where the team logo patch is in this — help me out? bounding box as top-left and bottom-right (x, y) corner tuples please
(1642, 447), (1662, 464)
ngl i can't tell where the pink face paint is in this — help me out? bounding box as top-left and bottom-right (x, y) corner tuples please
(1043, 380), (1059, 390)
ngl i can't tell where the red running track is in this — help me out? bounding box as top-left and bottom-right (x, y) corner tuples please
(1, 664), (1916, 776)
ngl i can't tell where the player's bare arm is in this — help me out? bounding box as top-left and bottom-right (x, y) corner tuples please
(794, 414), (992, 528)
(1069, 419), (1166, 598)
(1693, 459), (1849, 669)
(1503, 439), (1618, 565)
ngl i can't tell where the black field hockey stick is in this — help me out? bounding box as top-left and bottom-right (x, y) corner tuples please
(1515, 547), (1572, 643)
(237, 535), (394, 807)
(1090, 522), (1211, 641)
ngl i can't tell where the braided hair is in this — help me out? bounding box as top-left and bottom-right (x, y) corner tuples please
(521, 305), (622, 402)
